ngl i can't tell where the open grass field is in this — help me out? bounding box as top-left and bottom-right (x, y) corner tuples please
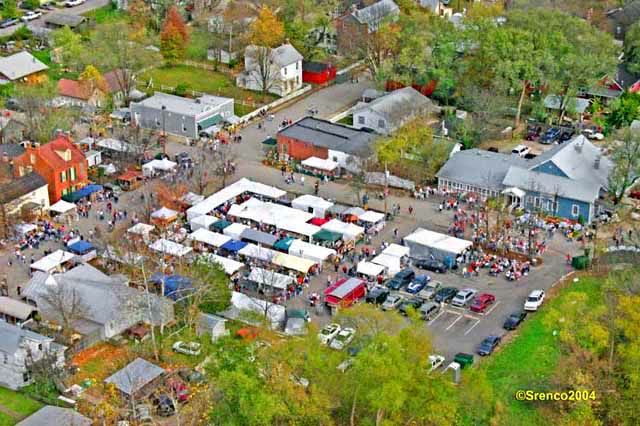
(0, 387), (43, 425)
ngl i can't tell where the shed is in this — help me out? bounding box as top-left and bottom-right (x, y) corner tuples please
(197, 313), (228, 342)
(302, 61), (337, 85)
(0, 296), (37, 324)
(104, 358), (165, 398)
(16, 406), (91, 426)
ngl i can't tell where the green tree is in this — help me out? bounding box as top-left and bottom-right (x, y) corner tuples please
(52, 26), (84, 71)
(625, 21), (640, 75)
(21, 0), (39, 10)
(2, 0), (18, 19)
(605, 91), (640, 132)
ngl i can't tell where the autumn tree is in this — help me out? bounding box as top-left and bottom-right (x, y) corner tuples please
(608, 128), (640, 205)
(249, 6), (284, 47)
(79, 65), (108, 94)
(160, 7), (190, 64)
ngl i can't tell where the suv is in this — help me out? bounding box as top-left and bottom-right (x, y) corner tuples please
(398, 298), (423, 316)
(503, 311), (527, 330)
(365, 286), (389, 305)
(540, 127), (561, 144)
(524, 290), (545, 311)
(419, 301), (441, 321)
(414, 258), (447, 273)
(451, 288), (477, 308)
(386, 269), (415, 291)
(511, 144), (530, 157)
(434, 287), (458, 304)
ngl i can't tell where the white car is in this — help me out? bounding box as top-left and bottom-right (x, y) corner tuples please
(582, 128), (604, 140)
(65, 0), (85, 6)
(172, 341), (202, 356)
(451, 288), (477, 308)
(511, 144), (531, 157)
(21, 11), (42, 22)
(318, 323), (341, 345)
(428, 354), (445, 372)
(329, 327), (356, 351)
(524, 290), (545, 311)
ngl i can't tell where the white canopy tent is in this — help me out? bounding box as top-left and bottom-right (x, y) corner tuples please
(248, 267), (294, 290)
(142, 158), (177, 176)
(382, 243), (410, 258)
(300, 156), (339, 172)
(96, 138), (137, 153)
(279, 221), (321, 239)
(189, 215), (219, 231)
(188, 228), (231, 248)
(127, 223), (155, 236)
(187, 178), (287, 220)
(30, 250), (75, 273)
(291, 194), (334, 218)
(201, 253), (244, 275)
(223, 223), (249, 240)
(15, 224), (37, 234)
(181, 192), (205, 206)
(371, 253), (401, 274)
(358, 210), (385, 224)
(288, 240), (336, 263)
(149, 239), (193, 257)
(321, 219), (365, 241)
(403, 228), (473, 261)
(356, 260), (386, 277)
(228, 198), (314, 228)
(151, 207), (179, 221)
(48, 200), (77, 214)
(272, 252), (316, 273)
(238, 243), (277, 262)
(219, 291), (285, 329)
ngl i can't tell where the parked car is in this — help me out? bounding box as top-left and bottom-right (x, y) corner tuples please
(386, 269), (415, 290)
(526, 125), (542, 141)
(406, 274), (430, 294)
(153, 394), (175, 417)
(131, 404), (153, 423)
(559, 128), (574, 143)
(166, 378), (189, 402)
(469, 293), (496, 313)
(365, 286), (389, 305)
(419, 301), (441, 321)
(65, 0), (85, 6)
(318, 323), (341, 345)
(414, 258), (447, 273)
(434, 287), (458, 304)
(41, 2), (55, 10)
(524, 290), (545, 311)
(329, 327), (356, 350)
(503, 311), (527, 330)
(451, 288), (477, 308)
(0, 18), (18, 28)
(172, 341), (202, 356)
(428, 354), (445, 372)
(511, 144), (531, 157)
(582, 127), (604, 140)
(418, 281), (441, 300)
(178, 369), (205, 384)
(477, 335), (502, 356)
(398, 298), (423, 316)
(381, 293), (404, 311)
(20, 10), (41, 21)
(540, 127), (561, 144)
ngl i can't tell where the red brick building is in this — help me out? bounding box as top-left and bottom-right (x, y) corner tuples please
(13, 136), (89, 203)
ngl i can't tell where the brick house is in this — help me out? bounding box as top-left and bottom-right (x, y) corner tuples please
(335, 0), (399, 55)
(13, 136), (89, 203)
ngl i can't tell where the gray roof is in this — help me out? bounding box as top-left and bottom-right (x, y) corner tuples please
(105, 358), (165, 396)
(436, 148), (529, 190)
(240, 228), (278, 246)
(503, 166), (600, 203)
(198, 313), (226, 333)
(0, 172), (47, 204)
(543, 95), (590, 114)
(0, 51), (48, 81)
(278, 117), (379, 156)
(0, 143), (25, 158)
(44, 13), (85, 27)
(17, 406), (91, 426)
(0, 320), (51, 356)
(270, 43), (303, 67)
(354, 87), (437, 127)
(352, 0), (399, 28)
(0, 297), (37, 321)
(132, 92), (233, 117)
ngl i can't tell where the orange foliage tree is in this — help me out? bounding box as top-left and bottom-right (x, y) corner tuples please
(160, 7), (190, 64)
(249, 6), (284, 48)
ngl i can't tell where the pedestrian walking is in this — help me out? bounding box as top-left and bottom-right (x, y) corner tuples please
(408, 205), (414, 215)
(300, 176), (305, 187)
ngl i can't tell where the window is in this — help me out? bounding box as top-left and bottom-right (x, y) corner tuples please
(378, 119), (386, 128)
(62, 188), (68, 196)
(30, 154), (35, 164)
(283, 66), (287, 75)
(533, 197), (541, 208)
(69, 167), (76, 181)
(358, 116), (365, 125)
(571, 204), (580, 217)
(296, 61), (299, 70)
(23, 372), (31, 383)
(59, 171), (66, 183)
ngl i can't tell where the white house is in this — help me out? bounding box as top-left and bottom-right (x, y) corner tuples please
(236, 43), (303, 97)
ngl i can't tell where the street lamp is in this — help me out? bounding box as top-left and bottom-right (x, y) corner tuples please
(161, 105), (167, 155)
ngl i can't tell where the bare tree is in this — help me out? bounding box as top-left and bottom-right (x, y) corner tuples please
(242, 45), (282, 94)
(608, 128), (640, 205)
(40, 282), (91, 341)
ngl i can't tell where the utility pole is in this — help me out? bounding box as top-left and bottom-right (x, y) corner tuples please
(161, 105), (167, 156)
(384, 162), (389, 216)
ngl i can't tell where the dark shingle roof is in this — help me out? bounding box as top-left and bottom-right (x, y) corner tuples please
(0, 172), (47, 203)
(0, 143), (25, 158)
(278, 117), (379, 156)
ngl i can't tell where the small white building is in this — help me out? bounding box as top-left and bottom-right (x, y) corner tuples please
(236, 43), (303, 97)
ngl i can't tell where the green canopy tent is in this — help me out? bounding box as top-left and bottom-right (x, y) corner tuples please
(211, 219), (232, 231)
(313, 229), (342, 243)
(273, 237), (295, 252)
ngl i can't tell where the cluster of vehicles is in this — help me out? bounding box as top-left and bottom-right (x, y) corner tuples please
(526, 123), (603, 145)
(318, 323), (356, 351)
(0, 0), (85, 29)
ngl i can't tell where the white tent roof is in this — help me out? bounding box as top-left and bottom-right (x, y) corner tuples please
(223, 222), (249, 239)
(358, 210), (385, 223)
(15, 223), (37, 234)
(288, 240), (336, 263)
(238, 243), (277, 262)
(31, 250), (75, 272)
(201, 253), (244, 275)
(127, 223), (155, 235)
(279, 221), (321, 238)
(228, 198), (314, 228)
(189, 215), (219, 230)
(356, 260), (386, 277)
(181, 192), (204, 206)
(151, 207), (178, 220)
(188, 228), (231, 247)
(291, 194), (334, 211)
(272, 252), (316, 273)
(404, 228), (472, 255)
(153, 158), (177, 171)
(382, 243), (410, 258)
(248, 267), (294, 289)
(222, 291), (286, 328)
(187, 178), (287, 220)
(321, 219), (365, 240)
(371, 253), (401, 274)
(431, 235), (473, 255)
(48, 199), (76, 214)
(300, 156), (339, 171)
(149, 239), (193, 257)
(96, 138), (136, 153)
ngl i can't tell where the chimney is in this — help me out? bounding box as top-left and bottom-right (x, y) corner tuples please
(594, 155), (601, 169)
(574, 141), (583, 153)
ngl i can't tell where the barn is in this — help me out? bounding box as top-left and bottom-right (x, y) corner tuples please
(302, 61), (337, 85)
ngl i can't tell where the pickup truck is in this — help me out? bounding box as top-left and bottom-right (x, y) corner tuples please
(428, 354), (445, 372)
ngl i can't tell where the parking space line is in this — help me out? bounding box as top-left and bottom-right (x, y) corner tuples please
(464, 319), (481, 336)
(428, 311), (445, 324)
(484, 301), (501, 316)
(445, 315), (463, 330)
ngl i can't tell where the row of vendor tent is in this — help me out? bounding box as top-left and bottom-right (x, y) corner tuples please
(217, 291), (285, 330)
(142, 158), (177, 176)
(67, 239), (97, 261)
(61, 184), (103, 203)
(248, 267), (294, 290)
(187, 178), (287, 220)
(228, 198), (314, 229)
(403, 228), (473, 263)
(148, 238), (193, 258)
(189, 215), (219, 231)
(200, 253), (244, 276)
(291, 194), (334, 218)
(356, 243), (410, 278)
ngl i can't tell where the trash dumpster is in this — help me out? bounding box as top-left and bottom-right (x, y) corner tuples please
(571, 255), (590, 270)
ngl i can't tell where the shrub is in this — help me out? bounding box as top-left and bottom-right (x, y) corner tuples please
(175, 83), (189, 96)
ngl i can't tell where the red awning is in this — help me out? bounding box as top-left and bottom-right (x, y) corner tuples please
(309, 217), (329, 226)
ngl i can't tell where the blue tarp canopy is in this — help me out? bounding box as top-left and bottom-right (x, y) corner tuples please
(67, 240), (94, 254)
(273, 237), (295, 252)
(220, 239), (247, 253)
(62, 184), (103, 202)
(150, 273), (194, 301)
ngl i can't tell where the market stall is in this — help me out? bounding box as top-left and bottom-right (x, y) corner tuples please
(291, 194), (334, 218)
(279, 221), (321, 241)
(358, 210), (386, 233)
(356, 260), (387, 280)
(247, 267), (294, 291)
(238, 243), (277, 262)
(30, 250), (75, 273)
(240, 228), (278, 248)
(288, 239), (336, 264)
(273, 237), (296, 253)
(127, 223), (155, 243)
(142, 158), (177, 177)
(219, 239), (248, 255)
(382, 243), (410, 258)
(150, 207), (179, 226)
(212, 219), (232, 232)
(342, 207), (366, 223)
(217, 291), (285, 329)
(321, 219), (365, 242)
(148, 239), (193, 258)
(371, 253), (401, 275)
(189, 215), (219, 232)
(67, 240), (97, 262)
(116, 170), (144, 191)
(188, 228), (231, 250)
(272, 252), (316, 274)
(62, 184), (103, 203)
(200, 253), (244, 276)
(181, 192), (205, 207)
(299, 156), (340, 178)
(223, 223), (249, 240)
(403, 228), (473, 263)
(47, 200), (77, 216)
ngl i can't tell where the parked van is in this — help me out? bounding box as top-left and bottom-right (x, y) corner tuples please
(419, 301), (441, 321)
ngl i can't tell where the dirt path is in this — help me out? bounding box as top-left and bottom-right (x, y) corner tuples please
(0, 402), (24, 420)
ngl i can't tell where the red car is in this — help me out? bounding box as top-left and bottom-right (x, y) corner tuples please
(470, 293), (496, 313)
(166, 378), (190, 403)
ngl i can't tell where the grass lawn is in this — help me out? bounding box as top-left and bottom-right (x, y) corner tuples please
(0, 387), (42, 419)
(140, 65), (277, 106)
(338, 115), (353, 126)
(480, 275), (602, 425)
(83, 4), (128, 24)
(0, 412), (16, 426)
(186, 26), (210, 62)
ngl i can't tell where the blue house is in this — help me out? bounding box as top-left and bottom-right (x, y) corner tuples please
(436, 136), (612, 223)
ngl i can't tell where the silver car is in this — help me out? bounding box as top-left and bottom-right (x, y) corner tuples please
(451, 288), (477, 308)
(381, 294), (404, 311)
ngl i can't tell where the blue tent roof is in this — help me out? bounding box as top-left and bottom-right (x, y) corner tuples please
(220, 239), (247, 253)
(67, 240), (94, 254)
(150, 273), (193, 301)
(62, 184), (103, 202)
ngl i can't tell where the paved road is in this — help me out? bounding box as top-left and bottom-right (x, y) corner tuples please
(0, 0), (110, 37)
